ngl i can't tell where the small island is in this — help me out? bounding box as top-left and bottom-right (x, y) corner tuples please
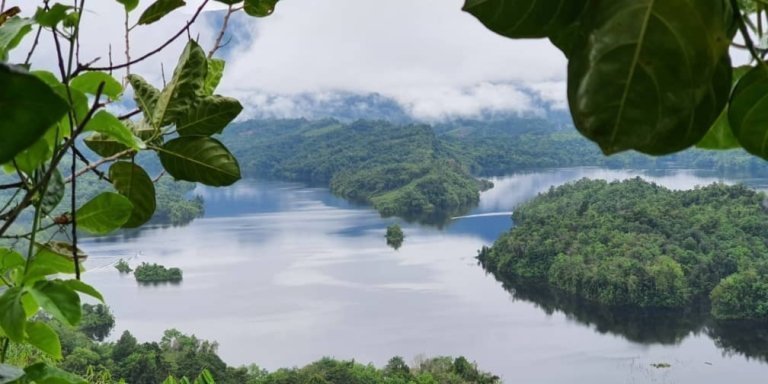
(134, 262), (183, 283)
(115, 259), (132, 274)
(479, 178), (768, 321)
(385, 224), (405, 250)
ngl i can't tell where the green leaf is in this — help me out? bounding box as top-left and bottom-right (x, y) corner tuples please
(70, 71), (123, 101)
(0, 64), (69, 165)
(567, 0), (733, 155)
(729, 65), (768, 158)
(29, 280), (81, 326)
(203, 58), (225, 95)
(176, 95), (242, 136)
(76, 192), (133, 235)
(24, 242), (85, 283)
(117, 0), (140, 12)
(0, 17), (33, 61)
(0, 364), (24, 384)
(0, 248), (24, 274)
(62, 11), (80, 28)
(244, 0), (279, 17)
(127, 74), (160, 123)
(109, 162), (157, 228)
(61, 279), (104, 302)
(34, 4), (72, 27)
(153, 40), (207, 128)
(39, 169), (65, 215)
(23, 362), (87, 384)
(698, 64), (750, 150)
(26, 321), (62, 358)
(462, 0), (588, 38)
(158, 137), (241, 186)
(84, 133), (131, 158)
(0, 287), (26, 342)
(11, 138), (52, 174)
(138, 0), (186, 25)
(84, 111), (141, 150)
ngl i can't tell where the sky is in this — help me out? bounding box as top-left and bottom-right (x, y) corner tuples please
(15, 0), (570, 121)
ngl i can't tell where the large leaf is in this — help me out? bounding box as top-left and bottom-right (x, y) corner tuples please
(697, 65), (751, 150)
(567, 0), (733, 155)
(70, 71), (123, 101)
(39, 168), (65, 215)
(203, 58), (225, 95)
(128, 74), (161, 123)
(0, 287), (26, 342)
(26, 321), (62, 358)
(0, 17), (32, 60)
(29, 280), (81, 326)
(34, 4), (72, 27)
(176, 95), (242, 136)
(23, 363), (87, 384)
(0, 248), (24, 274)
(158, 137), (241, 186)
(138, 0), (186, 25)
(75, 192), (133, 235)
(462, 0), (588, 38)
(84, 133), (131, 158)
(61, 280), (104, 302)
(729, 65), (768, 159)
(84, 110), (141, 149)
(109, 162), (157, 228)
(24, 242), (85, 283)
(244, 0), (279, 17)
(11, 138), (52, 174)
(153, 40), (207, 128)
(0, 64), (69, 164)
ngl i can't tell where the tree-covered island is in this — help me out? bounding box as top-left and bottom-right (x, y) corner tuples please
(478, 178), (768, 321)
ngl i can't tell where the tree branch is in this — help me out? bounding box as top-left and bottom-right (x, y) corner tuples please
(208, 4), (235, 58)
(78, 0), (210, 74)
(65, 149), (135, 183)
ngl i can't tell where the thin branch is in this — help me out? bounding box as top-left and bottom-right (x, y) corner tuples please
(79, 0), (210, 73)
(124, 9), (131, 76)
(732, 0), (763, 62)
(209, 4), (235, 58)
(65, 149), (135, 183)
(0, 182), (23, 191)
(72, 147), (111, 182)
(118, 109), (142, 120)
(153, 170), (166, 183)
(24, 25), (43, 66)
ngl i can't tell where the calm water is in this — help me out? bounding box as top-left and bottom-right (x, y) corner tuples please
(80, 168), (768, 384)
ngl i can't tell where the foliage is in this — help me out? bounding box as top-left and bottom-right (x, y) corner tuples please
(464, 0), (768, 160)
(385, 224), (404, 250)
(133, 262), (183, 283)
(78, 304), (115, 342)
(479, 178), (768, 320)
(114, 259), (132, 274)
(0, 0), (279, 381)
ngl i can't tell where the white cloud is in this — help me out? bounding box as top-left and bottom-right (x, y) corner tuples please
(12, 0), (568, 120)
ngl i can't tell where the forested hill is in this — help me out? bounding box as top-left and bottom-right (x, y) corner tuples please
(222, 119), (489, 222)
(478, 178), (768, 321)
(220, 118), (766, 221)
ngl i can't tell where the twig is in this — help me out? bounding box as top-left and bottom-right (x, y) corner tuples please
(124, 9), (131, 76)
(118, 109), (142, 120)
(24, 25), (43, 66)
(731, 0), (763, 62)
(78, 0), (210, 73)
(153, 170), (166, 183)
(209, 4), (235, 58)
(0, 182), (23, 190)
(72, 147), (111, 182)
(65, 149), (135, 183)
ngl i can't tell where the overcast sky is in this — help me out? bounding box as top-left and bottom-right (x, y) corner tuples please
(18, 0), (568, 120)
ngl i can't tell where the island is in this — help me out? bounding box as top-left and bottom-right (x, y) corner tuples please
(133, 262), (183, 283)
(385, 224), (405, 250)
(478, 178), (768, 321)
(114, 259), (132, 273)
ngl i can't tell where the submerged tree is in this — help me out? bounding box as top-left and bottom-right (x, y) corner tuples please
(385, 224), (405, 250)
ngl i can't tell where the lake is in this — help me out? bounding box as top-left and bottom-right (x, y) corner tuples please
(80, 168), (768, 384)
